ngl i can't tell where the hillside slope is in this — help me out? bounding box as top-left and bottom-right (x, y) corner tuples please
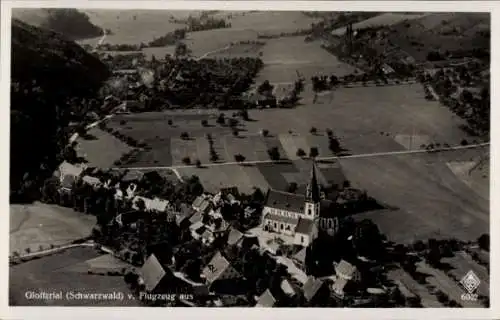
(12, 8), (103, 40)
(10, 19), (110, 202)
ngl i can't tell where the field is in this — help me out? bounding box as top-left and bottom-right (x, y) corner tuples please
(387, 268), (444, 307)
(76, 127), (134, 168)
(9, 247), (139, 306)
(79, 10), (191, 45)
(346, 149), (489, 243)
(10, 203), (96, 255)
(416, 261), (484, 307)
(331, 13), (428, 36)
(255, 36), (358, 89)
(206, 42), (265, 59)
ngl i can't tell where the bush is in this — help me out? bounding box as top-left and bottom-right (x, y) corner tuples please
(460, 139), (468, 146)
(120, 120), (127, 125)
(310, 127), (318, 135)
(168, 119), (173, 126)
(261, 129), (269, 137)
(182, 157), (191, 165)
(195, 159), (202, 168)
(234, 154), (246, 163)
(477, 233), (489, 251)
(180, 132), (189, 140)
(201, 120), (208, 127)
(296, 148), (306, 157)
(232, 129), (239, 137)
(326, 129), (333, 137)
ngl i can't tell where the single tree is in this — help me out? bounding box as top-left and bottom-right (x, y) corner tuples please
(296, 148), (306, 157)
(267, 147), (280, 161)
(195, 159), (202, 168)
(201, 119), (208, 127)
(234, 154), (246, 163)
(309, 147), (319, 158)
(182, 157), (191, 165)
(168, 119), (173, 126)
(310, 127), (318, 135)
(261, 129), (269, 137)
(180, 132), (189, 140)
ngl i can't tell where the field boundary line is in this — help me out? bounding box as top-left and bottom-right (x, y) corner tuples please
(113, 142), (490, 171)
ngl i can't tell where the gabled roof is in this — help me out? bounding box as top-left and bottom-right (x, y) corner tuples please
(122, 170), (144, 182)
(255, 289), (276, 307)
(295, 218), (315, 235)
(61, 175), (76, 189)
(192, 195), (205, 208)
(188, 211), (202, 225)
(82, 175), (101, 187)
(189, 220), (204, 232)
(58, 161), (85, 178)
(281, 279), (297, 297)
(303, 276), (325, 302)
(293, 246), (308, 265)
(331, 277), (348, 295)
(140, 254), (167, 292)
(335, 260), (357, 279)
(202, 251), (232, 284)
(227, 228), (244, 246)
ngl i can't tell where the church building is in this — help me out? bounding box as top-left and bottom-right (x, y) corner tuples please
(261, 161), (340, 247)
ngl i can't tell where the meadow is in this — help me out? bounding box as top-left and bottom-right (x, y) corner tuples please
(10, 203), (96, 255)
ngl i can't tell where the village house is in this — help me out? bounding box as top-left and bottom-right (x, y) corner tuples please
(132, 195), (170, 213)
(82, 175), (102, 190)
(280, 279), (299, 298)
(201, 251), (243, 294)
(140, 254), (208, 300)
(262, 161), (340, 247)
(303, 276), (329, 305)
(192, 195), (213, 214)
(56, 161), (86, 194)
(227, 228), (244, 246)
(331, 260), (361, 299)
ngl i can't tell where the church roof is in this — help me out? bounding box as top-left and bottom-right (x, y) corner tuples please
(263, 213), (298, 225)
(265, 189), (305, 213)
(264, 190), (335, 218)
(295, 218), (315, 235)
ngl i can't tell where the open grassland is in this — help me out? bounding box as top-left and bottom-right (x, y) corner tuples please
(10, 203), (96, 255)
(206, 42), (265, 59)
(344, 149), (489, 243)
(76, 127), (134, 168)
(379, 13), (490, 62)
(256, 36), (358, 86)
(79, 10), (190, 45)
(9, 247), (139, 306)
(217, 11), (321, 34)
(331, 13), (428, 36)
(446, 153), (489, 201)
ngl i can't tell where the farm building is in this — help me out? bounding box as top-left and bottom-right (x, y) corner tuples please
(262, 161), (340, 247)
(255, 289), (276, 307)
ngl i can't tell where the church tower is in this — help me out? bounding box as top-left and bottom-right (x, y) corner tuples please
(304, 160), (321, 221)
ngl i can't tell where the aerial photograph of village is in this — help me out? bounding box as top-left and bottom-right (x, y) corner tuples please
(9, 8), (490, 308)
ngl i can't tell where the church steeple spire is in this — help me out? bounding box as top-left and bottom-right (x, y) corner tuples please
(305, 160), (321, 203)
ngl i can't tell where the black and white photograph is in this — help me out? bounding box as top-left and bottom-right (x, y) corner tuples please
(5, 1), (494, 315)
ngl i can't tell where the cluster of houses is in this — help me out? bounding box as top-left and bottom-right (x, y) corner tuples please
(56, 158), (375, 307)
